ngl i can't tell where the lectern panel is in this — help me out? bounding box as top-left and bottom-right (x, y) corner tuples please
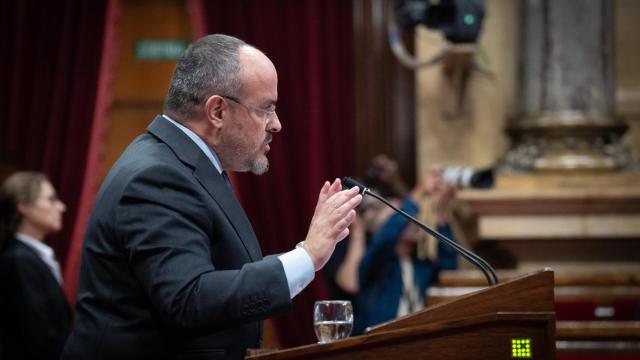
(248, 270), (557, 360)
(248, 313), (555, 360)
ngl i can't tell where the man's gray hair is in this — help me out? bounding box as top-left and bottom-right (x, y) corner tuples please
(163, 34), (247, 119)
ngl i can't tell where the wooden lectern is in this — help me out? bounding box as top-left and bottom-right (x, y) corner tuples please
(247, 269), (556, 359)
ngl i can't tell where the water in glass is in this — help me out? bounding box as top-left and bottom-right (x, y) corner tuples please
(313, 300), (353, 343)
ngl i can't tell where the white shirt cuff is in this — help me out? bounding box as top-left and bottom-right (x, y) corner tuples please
(278, 247), (315, 298)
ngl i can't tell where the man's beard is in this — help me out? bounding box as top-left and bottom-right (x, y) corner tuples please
(219, 132), (271, 175)
(248, 133), (272, 175)
(248, 155), (269, 175)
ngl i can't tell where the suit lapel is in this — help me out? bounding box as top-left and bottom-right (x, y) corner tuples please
(147, 116), (263, 261)
(192, 158), (263, 261)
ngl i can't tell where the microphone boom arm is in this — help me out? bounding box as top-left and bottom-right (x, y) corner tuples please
(344, 177), (498, 286)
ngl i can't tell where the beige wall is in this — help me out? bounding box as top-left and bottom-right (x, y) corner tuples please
(416, 0), (640, 174)
(414, 0), (640, 271)
(415, 0), (517, 175)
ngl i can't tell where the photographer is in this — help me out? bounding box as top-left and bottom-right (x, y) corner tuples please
(354, 158), (459, 334)
(323, 156), (404, 302)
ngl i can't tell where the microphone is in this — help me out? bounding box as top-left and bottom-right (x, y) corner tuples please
(342, 176), (498, 286)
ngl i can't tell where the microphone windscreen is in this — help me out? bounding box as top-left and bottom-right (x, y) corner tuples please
(341, 177), (367, 195)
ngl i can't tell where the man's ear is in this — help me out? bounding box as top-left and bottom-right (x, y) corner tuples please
(204, 95), (226, 128)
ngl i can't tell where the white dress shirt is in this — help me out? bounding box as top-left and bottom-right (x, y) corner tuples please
(163, 115), (314, 298)
(15, 232), (63, 285)
(396, 258), (423, 317)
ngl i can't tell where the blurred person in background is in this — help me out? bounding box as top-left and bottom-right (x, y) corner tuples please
(354, 156), (459, 334)
(0, 171), (71, 360)
(322, 155), (405, 312)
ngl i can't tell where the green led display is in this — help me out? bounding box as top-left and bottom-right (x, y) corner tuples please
(511, 338), (532, 358)
(464, 14), (475, 25)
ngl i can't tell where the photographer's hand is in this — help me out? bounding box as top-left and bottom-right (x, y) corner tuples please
(411, 167), (443, 201)
(433, 183), (456, 225)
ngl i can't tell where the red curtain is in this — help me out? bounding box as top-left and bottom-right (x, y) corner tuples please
(190, 0), (355, 347)
(0, 0), (118, 301)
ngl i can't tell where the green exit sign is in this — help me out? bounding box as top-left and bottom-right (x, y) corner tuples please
(134, 40), (187, 60)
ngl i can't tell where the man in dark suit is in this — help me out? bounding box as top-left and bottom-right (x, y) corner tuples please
(62, 34), (361, 359)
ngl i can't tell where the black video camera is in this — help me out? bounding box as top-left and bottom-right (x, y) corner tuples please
(395, 0), (485, 44)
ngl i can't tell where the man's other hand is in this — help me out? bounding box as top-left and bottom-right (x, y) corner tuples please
(303, 178), (362, 271)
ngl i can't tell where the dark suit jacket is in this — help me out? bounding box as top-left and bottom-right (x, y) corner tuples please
(62, 116), (292, 360)
(0, 237), (71, 360)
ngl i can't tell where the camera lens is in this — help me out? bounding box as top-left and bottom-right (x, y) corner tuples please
(441, 167), (494, 189)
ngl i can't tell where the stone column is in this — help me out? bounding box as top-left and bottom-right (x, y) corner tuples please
(504, 0), (629, 171)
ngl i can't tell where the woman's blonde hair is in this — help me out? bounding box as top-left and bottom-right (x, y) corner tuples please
(0, 171), (48, 248)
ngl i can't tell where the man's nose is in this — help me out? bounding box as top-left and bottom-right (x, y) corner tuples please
(267, 113), (282, 133)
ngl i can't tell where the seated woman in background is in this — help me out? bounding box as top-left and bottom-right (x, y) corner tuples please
(355, 161), (459, 334)
(0, 171), (71, 360)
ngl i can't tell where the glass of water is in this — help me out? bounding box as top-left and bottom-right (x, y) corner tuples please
(313, 300), (353, 344)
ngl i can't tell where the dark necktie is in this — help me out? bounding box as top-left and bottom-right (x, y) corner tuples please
(221, 171), (232, 189)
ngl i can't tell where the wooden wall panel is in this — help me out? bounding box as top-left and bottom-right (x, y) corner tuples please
(102, 105), (161, 178)
(101, 0), (191, 181)
(113, 0), (191, 102)
(353, 0), (416, 186)
(617, 0), (640, 164)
